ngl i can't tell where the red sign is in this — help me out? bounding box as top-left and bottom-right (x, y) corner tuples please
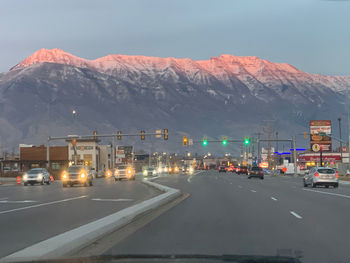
(310, 120), (332, 152)
(299, 154), (341, 162)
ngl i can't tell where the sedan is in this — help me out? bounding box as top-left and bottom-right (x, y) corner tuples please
(303, 167), (339, 188)
(23, 168), (51, 186)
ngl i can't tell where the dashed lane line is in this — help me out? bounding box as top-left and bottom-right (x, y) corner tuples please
(290, 211), (302, 219)
(271, 197), (278, 201)
(0, 195), (87, 215)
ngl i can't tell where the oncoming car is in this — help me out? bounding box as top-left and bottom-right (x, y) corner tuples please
(303, 167), (339, 188)
(22, 168), (51, 186)
(114, 165), (135, 181)
(61, 165), (93, 187)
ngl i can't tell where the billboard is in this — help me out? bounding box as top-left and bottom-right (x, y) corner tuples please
(309, 120), (332, 152)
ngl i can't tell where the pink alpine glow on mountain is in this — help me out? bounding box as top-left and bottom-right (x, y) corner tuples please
(10, 48), (350, 93)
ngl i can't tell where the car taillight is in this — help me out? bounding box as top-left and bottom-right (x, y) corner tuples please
(335, 171), (339, 178)
(314, 172), (319, 177)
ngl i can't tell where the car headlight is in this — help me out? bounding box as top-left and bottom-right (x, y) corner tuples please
(37, 173), (43, 179)
(62, 173), (68, 180)
(143, 170), (148, 176)
(127, 169), (132, 174)
(80, 173), (86, 178)
(114, 169), (119, 175)
(22, 173), (28, 180)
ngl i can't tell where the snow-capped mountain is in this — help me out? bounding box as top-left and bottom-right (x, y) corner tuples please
(0, 48), (349, 153)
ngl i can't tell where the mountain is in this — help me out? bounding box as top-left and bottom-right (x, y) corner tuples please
(0, 48), (349, 154)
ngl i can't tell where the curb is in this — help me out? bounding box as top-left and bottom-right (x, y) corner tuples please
(1, 180), (181, 262)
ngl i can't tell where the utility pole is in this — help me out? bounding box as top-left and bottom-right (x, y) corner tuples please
(293, 136), (297, 176)
(338, 117), (343, 163)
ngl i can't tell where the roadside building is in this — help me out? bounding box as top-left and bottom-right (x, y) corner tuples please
(19, 144), (68, 175)
(66, 138), (99, 173)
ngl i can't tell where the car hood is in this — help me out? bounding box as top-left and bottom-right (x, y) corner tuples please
(12, 254), (301, 263)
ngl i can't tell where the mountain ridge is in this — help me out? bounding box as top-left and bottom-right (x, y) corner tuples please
(0, 48), (348, 153)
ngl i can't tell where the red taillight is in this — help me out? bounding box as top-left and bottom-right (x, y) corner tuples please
(335, 171), (339, 178)
(314, 172), (319, 177)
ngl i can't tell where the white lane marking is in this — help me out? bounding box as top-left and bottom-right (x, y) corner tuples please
(91, 198), (133, 202)
(271, 197), (278, 201)
(238, 185), (243, 188)
(0, 195), (87, 215)
(303, 188), (350, 199)
(290, 211), (302, 219)
(0, 200), (36, 203)
(187, 176), (192, 183)
(250, 190), (257, 193)
(0, 197), (8, 201)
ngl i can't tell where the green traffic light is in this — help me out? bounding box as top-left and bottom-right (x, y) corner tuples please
(222, 140), (227, 146)
(244, 139), (250, 145)
(203, 140), (208, 146)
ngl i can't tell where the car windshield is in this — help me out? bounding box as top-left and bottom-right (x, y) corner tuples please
(28, 169), (43, 174)
(317, 168), (335, 174)
(2, 1), (348, 262)
(67, 167), (82, 173)
(251, 167), (261, 171)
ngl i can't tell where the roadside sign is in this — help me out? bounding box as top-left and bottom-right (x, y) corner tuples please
(312, 143), (320, 152)
(155, 129), (162, 138)
(310, 120), (332, 152)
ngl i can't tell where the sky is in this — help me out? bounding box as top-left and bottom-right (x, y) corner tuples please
(1, 0), (350, 75)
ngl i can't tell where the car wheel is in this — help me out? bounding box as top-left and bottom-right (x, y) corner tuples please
(89, 180), (93, 186)
(248, 176), (251, 179)
(41, 179), (45, 185)
(260, 177), (264, 180)
(30, 182), (34, 186)
(312, 181), (316, 188)
(46, 179), (51, 185)
(325, 185), (329, 188)
(303, 180), (307, 187)
(24, 182), (28, 186)
(334, 184), (339, 188)
(69, 183), (74, 187)
(62, 183), (67, 188)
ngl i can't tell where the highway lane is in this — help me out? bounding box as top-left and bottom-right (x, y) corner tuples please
(0, 177), (161, 258)
(106, 171), (350, 263)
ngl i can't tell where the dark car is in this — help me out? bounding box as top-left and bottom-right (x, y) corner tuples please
(218, 166), (226, 172)
(237, 166), (248, 175)
(248, 166), (264, 179)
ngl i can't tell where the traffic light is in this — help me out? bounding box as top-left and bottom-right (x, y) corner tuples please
(183, 136), (188, 146)
(163, 129), (168, 140)
(222, 137), (227, 146)
(117, 131), (122, 140)
(93, 131), (98, 140)
(203, 136), (208, 146)
(244, 136), (250, 145)
(141, 130), (145, 140)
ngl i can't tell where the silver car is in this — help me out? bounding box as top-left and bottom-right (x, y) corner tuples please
(23, 168), (51, 186)
(114, 165), (135, 181)
(303, 167), (339, 188)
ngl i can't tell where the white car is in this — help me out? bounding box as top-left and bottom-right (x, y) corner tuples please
(23, 168), (51, 186)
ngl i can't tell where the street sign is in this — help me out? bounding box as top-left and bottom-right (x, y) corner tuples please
(155, 129), (162, 138)
(312, 143), (320, 152)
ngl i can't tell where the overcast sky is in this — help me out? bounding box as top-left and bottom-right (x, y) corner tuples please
(1, 0), (350, 75)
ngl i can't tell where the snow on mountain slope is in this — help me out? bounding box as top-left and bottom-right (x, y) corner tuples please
(1, 48), (348, 152)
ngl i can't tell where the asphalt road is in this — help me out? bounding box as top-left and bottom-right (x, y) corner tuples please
(106, 171), (350, 263)
(0, 177), (160, 258)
